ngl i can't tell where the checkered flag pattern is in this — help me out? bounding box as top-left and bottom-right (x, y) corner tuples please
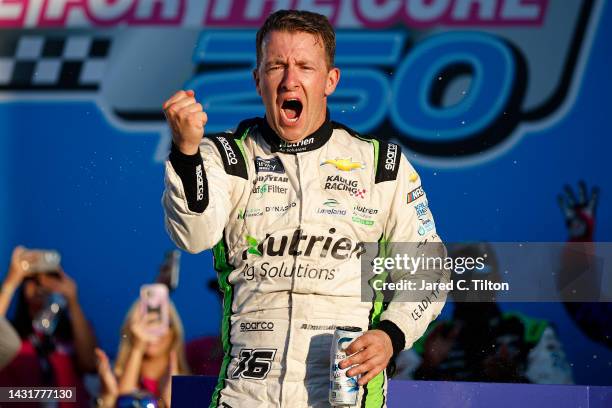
(0, 33), (111, 90)
(351, 189), (367, 199)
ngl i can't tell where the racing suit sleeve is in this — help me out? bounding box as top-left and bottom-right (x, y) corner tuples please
(162, 138), (234, 253)
(377, 154), (450, 356)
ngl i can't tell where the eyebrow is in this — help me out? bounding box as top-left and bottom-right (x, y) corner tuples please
(265, 59), (285, 67)
(265, 58), (315, 67)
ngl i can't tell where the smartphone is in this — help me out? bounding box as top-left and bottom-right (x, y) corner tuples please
(139, 283), (169, 337)
(20, 249), (61, 273)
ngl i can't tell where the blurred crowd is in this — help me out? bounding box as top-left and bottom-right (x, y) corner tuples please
(0, 248), (221, 407)
(0, 183), (608, 406)
(392, 181), (608, 382)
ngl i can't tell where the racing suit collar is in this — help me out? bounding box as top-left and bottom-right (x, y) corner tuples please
(260, 110), (332, 154)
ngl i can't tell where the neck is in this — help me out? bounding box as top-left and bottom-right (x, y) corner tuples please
(141, 353), (169, 380)
(260, 109), (333, 154)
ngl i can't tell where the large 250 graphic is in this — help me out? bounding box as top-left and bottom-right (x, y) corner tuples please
(188, 29), (544, 158)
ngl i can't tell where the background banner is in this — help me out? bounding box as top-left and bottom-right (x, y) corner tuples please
(1, 0), (610, 385)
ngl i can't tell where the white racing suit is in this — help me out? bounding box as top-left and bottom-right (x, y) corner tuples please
(163, 115), (450, 407)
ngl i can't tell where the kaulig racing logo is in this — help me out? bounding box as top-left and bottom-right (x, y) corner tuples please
(242, 229), (365, 260)
(0, 0), (603, 166)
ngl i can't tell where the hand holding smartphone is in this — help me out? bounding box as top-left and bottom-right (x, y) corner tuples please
(139, 283), (170, 338)
(19, 249), (61, 274)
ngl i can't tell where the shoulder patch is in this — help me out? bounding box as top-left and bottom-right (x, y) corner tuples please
(208, 132), (249, 180)
(376, 141), (401, 183)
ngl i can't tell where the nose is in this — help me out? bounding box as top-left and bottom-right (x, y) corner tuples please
(280, 65), (299, 91)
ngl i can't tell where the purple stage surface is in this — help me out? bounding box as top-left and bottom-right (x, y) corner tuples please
(171, 376), (612, 407)
(387, 380), (612, 408)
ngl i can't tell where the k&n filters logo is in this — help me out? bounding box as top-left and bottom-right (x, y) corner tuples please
(0, 0), (603, 166)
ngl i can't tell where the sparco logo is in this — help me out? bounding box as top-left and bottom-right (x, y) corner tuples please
(195, 164), (204, 201)
(385, 144), (398, 171)
(218, 137), (238, 165)
(242, 228), (365, 260)
(240, 321), (274, 332)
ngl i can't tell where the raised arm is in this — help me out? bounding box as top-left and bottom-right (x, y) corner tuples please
(162, 90), (236, 253)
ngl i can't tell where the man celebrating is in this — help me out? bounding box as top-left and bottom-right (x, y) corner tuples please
(162, 10), (448, 408)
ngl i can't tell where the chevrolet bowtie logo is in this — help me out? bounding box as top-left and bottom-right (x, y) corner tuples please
(320, 158), (365, 172)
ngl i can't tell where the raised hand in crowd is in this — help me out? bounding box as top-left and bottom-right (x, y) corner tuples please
(95, 347), (118, 408)
(558, 181), (599, 241)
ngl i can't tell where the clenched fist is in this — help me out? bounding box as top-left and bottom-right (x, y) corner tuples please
(162, 90), (208, 155)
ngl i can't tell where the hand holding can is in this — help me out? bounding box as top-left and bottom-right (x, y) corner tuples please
(330, 326), (363, 406)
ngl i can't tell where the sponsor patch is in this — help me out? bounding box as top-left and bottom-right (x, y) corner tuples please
(257, 174), (288, 183)
(418, 217), (436, 236)
(407, 186), (424, 203)
(239, 203), (296, 219)
(414, 202), (429, 217)
(353, 205), (378, 215)
(324, 198), (340, 207)
(352, 205), (378, 225)
(324, 175), (364, 197)
(209, 134), (249, 179)
(255, 156), (285, 174)
(375, 141), (402, 183)
(252, 183), (288, 198)
(265, 202), (296, 213)
(321, 158), (365, 172)
(240, 321), (275, 332)
(352, 216), (374, 226)
(301, 324), (336, 331)
(237, 208), (264, 219)
(384, 144), (398, 171)
(277, 137), (315, 153)
(241, 228), (365, 261)
(218, 136), (238, 165)
(316, 207), (347, 216)
(195, 164), (204, 201)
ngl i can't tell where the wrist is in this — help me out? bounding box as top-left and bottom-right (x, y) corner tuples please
(174, 141), (200, 156)
(377, 320), (405, 357)
(66, 293), (79, 308)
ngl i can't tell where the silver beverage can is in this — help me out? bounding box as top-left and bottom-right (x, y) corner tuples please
(329, 326), (363, 406)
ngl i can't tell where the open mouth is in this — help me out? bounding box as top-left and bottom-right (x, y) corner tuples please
(281, 99), (303, 123)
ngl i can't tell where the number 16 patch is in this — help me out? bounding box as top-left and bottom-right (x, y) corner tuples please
(231, 348), (276, 380)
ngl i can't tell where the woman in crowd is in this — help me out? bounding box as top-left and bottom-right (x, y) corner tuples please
(0, 246), (97, 407)
(107, 299), (190, 407)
